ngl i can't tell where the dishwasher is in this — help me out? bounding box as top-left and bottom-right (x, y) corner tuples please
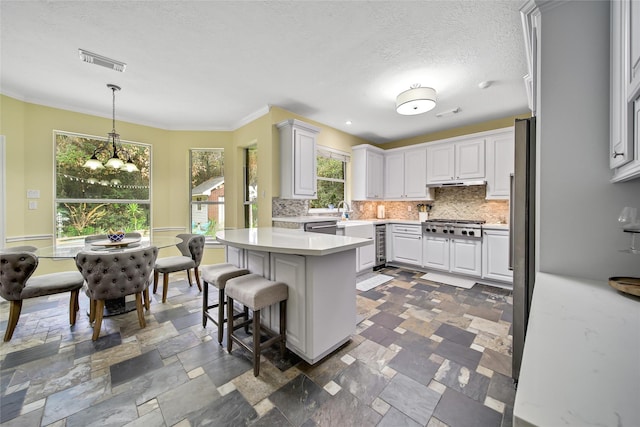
(303, 221), (338, 235)
(374, 224), (386, 269)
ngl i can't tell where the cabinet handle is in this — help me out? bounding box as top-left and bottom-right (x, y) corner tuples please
(612, 151), (625, 158)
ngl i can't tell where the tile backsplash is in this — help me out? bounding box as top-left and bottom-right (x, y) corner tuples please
(273, 185), (509, 224)
(352, 185), (509, 224)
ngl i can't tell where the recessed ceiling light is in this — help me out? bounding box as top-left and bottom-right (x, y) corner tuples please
(79, 49), (126, 72)
(478, 81), (492, 89)
(346, 120), (352, 125)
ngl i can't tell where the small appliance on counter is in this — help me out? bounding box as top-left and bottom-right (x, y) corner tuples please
(417, 204), (432, 222)
(377, 205), (385, 219)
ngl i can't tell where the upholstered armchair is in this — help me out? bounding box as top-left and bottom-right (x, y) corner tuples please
(75, 246), (158, 340)
(0, 251), (84, 341)
(153, 234), (205, 303)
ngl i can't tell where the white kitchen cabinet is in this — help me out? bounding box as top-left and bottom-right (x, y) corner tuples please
(384, 147), (433, 200)
(423, 236), (449, 270)
(269, 253), (306, 353)
(450, 238), (482, 277)
(426, 138), (485, 184)
(246, 250), (270, 277)
(342, 222), (375, 273)
(482, 228), (513, 283)
(609, 0), (640, 181)
(423, 235), (482, 278)
(277, 119), (319, 199)
(352, 144), (384, 200)
(485, 128), (515, 200)
(388, 224), (422, 266)
(225, 245), (244, 268)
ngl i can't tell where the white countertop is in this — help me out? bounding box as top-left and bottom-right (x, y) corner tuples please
(216, 227), (372, 256)
(272, 217), (421, 226)
(514, 272), (640, 427)
(482, 223), (509, 230)
(272, 216), (339, 224)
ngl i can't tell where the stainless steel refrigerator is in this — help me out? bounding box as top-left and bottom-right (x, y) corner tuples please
(510, 117), (536, 382)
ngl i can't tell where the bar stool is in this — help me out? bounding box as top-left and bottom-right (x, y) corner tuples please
(226, 274), (288, 376)
(201, 263), (250, 344)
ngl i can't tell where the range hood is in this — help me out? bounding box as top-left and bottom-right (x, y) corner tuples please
(425, 180), (486, 188)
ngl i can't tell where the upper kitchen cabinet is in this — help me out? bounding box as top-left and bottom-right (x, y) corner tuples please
(485, 128), (515, 200)
(352, 144), (384, 200)
(609, 0), (640, 181)
(384, 146), (433, 200)
(277, 119), (320, 199)
(426, 137), (485, 184)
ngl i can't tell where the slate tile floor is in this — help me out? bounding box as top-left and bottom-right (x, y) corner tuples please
(0, 266), (515, 426)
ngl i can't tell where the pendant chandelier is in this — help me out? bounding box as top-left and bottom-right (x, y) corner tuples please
(83, 84), (139, 172)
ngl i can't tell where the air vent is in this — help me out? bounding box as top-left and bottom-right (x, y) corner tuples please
(79, 49), (126, 72)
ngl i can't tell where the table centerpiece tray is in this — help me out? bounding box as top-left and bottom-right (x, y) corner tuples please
(608, 276), (640, 297)
(90, 237), (141, 248)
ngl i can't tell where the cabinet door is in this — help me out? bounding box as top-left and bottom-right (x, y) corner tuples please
(226, 246), (244, 268)
(384, 152), (404, 198)
(628, 0), (640, 96)
(427, 144), (455, 183)
(270, 253), (306, 353)
(404, 147), (428, 198)
(482, 230), (513, 283)
(367, 150), (384, 199)
(449, 238), (482, 277)
(455, 139), (485, 180)
(611, 0), (633, 168)
(392, 233), (422, 265)
(486, 131), (514, 199)
(357, 242), (376, 272)
(293, 127), (317, 197)
(423, 236), (449, 270)
(246, 250), (270, 277)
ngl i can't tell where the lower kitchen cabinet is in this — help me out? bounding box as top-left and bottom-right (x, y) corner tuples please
(423, 236), (450, 270)
(388, 224), (422, 266)
(423, 236), (482, 277)
(450, 238), (482, 276)
(482, 228), (513, 283)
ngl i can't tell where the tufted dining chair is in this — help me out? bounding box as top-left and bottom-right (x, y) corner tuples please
(75, 246), (158, 341)
(153, 234), (205, 303)
(0, 250), (84, 341)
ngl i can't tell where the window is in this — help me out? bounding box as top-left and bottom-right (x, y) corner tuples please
(55, 131), (151, 245)
(190, 149), (224, 241)
(309, 146), (349, 210)
(244, 146), (258, 228)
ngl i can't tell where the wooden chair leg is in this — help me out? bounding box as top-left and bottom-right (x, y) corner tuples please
(280, 300), (287, 357)
(143, 288), (150, 310)
(88, 298), (96, 323)
(253, 309), (261, 377)
(227, 296), (234, 352)
(4, 300), (22, 342)
(186, 269), (193, 286)
(153, 270), (159, 294)
(69, 290), (79, 325)
(92, 300), (105, 341)
(217, 288), (225, 344)
(202, 280), (209, 328)
(135, 293), (146, 328)
(194, 267), (202, 291)
(162, 273), (169, 303)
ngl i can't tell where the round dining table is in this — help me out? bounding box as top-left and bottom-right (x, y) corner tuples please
(35, 235), (181, 316)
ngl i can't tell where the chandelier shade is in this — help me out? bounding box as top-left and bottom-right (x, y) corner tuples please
(396, 85), (437, 115)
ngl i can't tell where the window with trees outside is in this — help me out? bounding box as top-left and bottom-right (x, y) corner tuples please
(244, 146), (258, 228)
(191, 149), (224, 242)
(309, 146), (350, 210)
(55, 131), (151, 246)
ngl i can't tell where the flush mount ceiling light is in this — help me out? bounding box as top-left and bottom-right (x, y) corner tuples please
(83, 84), (139, 172)
(396, 84), (437, 115)
(79, 49), (126, 72)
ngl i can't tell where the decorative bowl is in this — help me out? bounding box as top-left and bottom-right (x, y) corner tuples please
(107, 232), (125, 242)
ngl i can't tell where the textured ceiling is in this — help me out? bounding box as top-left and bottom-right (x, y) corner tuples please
(0, 1), (529, 144)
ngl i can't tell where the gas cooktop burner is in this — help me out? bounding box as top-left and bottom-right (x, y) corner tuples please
(426, 219), (486, 225)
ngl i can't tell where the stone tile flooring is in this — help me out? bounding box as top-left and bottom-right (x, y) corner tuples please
(0, 266), (515, 426)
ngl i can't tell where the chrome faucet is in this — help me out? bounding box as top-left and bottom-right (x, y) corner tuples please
(337, 200), (350, 213)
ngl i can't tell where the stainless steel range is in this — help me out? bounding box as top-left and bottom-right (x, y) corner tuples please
(422, 219), (485, 239)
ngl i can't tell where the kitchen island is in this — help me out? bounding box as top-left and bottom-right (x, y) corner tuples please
(216, 227), (373, 364)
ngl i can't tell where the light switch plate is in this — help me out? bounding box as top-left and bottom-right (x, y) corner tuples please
(28, 200), (38, 210)
(27, 189), (40, 198)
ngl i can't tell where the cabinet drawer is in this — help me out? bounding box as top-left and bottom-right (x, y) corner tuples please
(390, 224), (421, 235)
